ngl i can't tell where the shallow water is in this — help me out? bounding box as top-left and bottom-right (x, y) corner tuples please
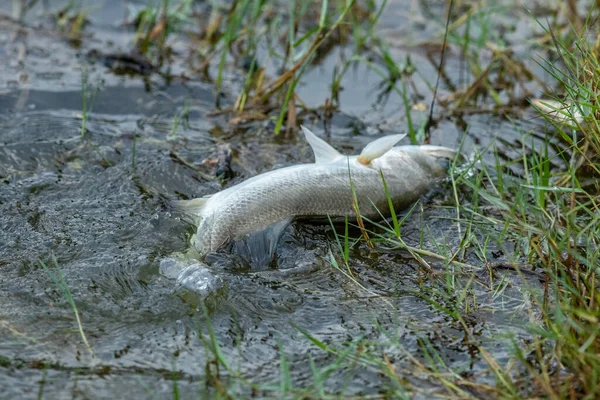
(0, 0), (562, 398)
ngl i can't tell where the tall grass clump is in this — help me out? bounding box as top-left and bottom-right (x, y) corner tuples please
(381, 15), (600, 397)
(516, 18), (600, 397)
(318, 12), (600, 398)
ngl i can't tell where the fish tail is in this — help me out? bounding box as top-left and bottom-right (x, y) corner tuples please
(170, 196), (211, 216)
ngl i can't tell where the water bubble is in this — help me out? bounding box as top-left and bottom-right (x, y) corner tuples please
(177, 264), (223, 295)
(159, 257), (223, 297)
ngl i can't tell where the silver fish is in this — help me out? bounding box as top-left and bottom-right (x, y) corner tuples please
(175, 126), (458, 256)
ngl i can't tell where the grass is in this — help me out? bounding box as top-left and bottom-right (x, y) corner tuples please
(364, 23), (600, 389)
(55, 1), (89, 39)
(125, 0), (413, 133)
(39, 256), (94, 358)
(231, 2), (599, 396)
(79, 67), (91, 139)
(134, 0), (194, 61)
(79, 66), (102, 140)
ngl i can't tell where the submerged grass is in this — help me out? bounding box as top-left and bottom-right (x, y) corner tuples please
(39, 256), (94, 357)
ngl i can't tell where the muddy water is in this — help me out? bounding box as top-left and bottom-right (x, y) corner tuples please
(0, 1), (558, 398)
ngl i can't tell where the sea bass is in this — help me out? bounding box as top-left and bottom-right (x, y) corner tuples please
(175, 126), (458, 256)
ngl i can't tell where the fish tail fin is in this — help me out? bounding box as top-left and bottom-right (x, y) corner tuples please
(170, 196), (212, 217)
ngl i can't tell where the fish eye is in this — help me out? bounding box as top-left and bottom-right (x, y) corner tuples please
(437, 157), (451, 170)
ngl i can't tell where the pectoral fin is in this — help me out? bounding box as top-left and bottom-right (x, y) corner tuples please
(357, 134), (406, 165)
(230, 218), (292, 269)
(301, 125), (342, 163)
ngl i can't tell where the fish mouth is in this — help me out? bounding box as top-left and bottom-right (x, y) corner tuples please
(418, 145), (466, 172)
(392, 144), (461, 162)
(418, 145), (460, 161)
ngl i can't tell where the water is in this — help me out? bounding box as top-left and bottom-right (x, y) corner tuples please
(0, 0), (561, 398)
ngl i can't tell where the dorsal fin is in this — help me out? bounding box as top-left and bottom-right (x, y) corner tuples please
(300, 125), (342, 163)
(170, 195), (211, 216)
(357, 134), (406, 165)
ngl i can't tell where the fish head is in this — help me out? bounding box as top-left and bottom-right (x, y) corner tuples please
(372, 144), (460, 179)
(414, 145), (460, 173)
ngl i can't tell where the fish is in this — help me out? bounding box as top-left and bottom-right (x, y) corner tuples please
(174, 126), (458, 257)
